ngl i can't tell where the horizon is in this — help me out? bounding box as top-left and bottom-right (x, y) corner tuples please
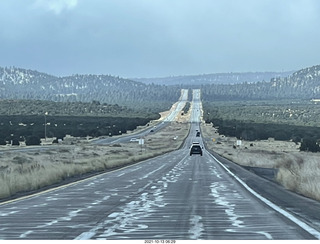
(1, 1), (320, 78)
(0, 64), (301, 80)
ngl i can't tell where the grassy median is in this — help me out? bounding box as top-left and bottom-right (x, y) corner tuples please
(0, 119), (190, 200)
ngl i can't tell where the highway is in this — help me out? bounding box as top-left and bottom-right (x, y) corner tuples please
(0, 90), (320, 240)
(92, 89), (189, 144)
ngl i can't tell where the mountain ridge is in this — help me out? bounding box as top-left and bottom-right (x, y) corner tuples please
(0, 66), (180, 111)
(132, 71), (294, 85)
(1, 65), (320, 103)
(201, 65), (320, 101)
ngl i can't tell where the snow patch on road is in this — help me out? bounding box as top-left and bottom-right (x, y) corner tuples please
(210, 182), (245, 229)
(189, 215), (204, 239)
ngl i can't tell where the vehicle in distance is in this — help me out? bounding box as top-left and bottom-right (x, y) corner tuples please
(196, 131), (200, 137)
(130, 138), (138, 142)
(190, 143), (203, 156)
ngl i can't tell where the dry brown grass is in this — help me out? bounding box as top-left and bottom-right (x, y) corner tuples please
(201, 122), (320, 202)
(275, 152), (320, 201)
(0, 120), (190, 200)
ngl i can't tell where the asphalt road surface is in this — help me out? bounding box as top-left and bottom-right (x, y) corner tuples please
(92, 89), (189, 145)
(0, 90), (320, 240)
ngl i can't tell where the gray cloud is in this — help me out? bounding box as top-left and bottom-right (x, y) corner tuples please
(0, 0), (319, 77)
(33, 0), (78, 14)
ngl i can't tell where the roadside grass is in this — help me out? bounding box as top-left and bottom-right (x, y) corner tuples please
(275, 153), (320, 201)
(201, 122), (320, 202)
(0, 121), (190, 200)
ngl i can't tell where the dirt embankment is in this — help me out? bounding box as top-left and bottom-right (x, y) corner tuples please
(201, 123), (320, 202)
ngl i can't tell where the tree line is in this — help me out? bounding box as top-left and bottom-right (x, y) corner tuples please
(0, 99), (161, 118)
(0, 98), (161, 146)
(0, 67), (181, 111)
(199, 65), (320, 101)
(0, 115), (155, 146)
(203, 101), (320, 152)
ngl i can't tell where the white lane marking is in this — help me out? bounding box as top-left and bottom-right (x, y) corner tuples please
(75, 231), (96, 240)
(19, 230), (33, 238)
(209, 153), (320, 239)
(189, 215), (204, 239)
(257, 231), (273, 240)
(140, 164), (166, 179)
(0, 210), (19, 217)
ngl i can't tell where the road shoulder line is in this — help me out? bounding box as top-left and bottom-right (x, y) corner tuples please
(208, 153), (320, 239)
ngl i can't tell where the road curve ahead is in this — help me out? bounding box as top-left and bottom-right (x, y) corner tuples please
(0, 90), (319, 240)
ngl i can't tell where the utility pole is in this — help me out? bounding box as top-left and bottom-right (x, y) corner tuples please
(45, 112), (48, 141)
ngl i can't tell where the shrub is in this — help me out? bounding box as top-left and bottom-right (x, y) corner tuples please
(26, 135), (41, 146)
(12, 139), (20, 146)
(300, 137), (320, 152)
(0, 138), (6, 145)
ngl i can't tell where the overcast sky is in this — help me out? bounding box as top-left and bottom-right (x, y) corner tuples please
(1, 0), (320, 78)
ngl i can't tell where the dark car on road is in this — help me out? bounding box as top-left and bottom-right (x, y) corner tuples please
(196, 131), (200, 137)
(190, 144), (203, 156)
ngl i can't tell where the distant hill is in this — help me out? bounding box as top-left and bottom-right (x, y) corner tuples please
(201, 65), (320, 101)
(1, 65), (319, 105)
(0, 67), (180, 111)
(133, 71), (293, 85)
(272, 65), (320, 96)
